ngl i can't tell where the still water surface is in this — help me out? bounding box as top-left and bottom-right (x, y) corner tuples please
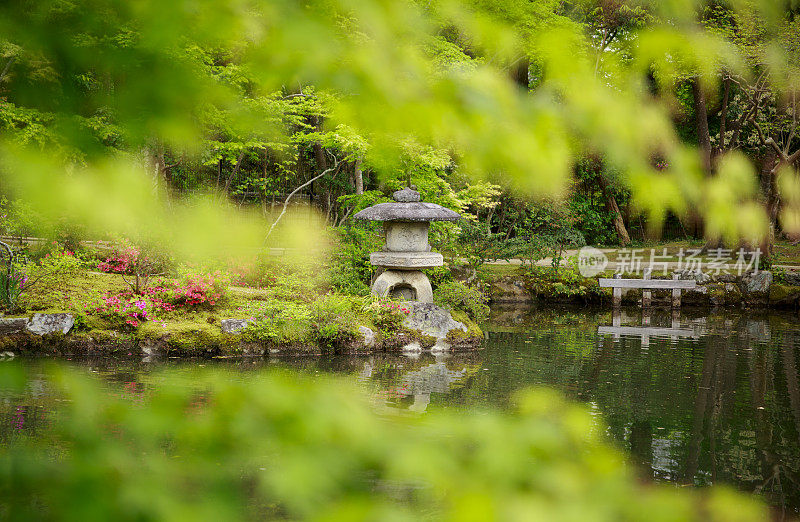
(6, 306), (800, 514)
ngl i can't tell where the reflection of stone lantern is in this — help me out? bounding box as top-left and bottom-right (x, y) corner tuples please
(354, 187), (460, 303)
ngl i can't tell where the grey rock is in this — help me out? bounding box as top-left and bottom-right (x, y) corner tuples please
(221, 319), (249, 334)
(358, 325), (375, 347)
(743, 271), (772, 294)
(402, 341), (423, 353)
(783, 271), (800, 286)
(695, 271), (712, 284)
(489, 278), (533, 303)
(450, 265), (477, 283)
(26, 313), (74, 335)
(402, 302), (467, 340)
(429, 340), (450, 352)
(0, 317), (29, 335)
(674, 269), (711, 284)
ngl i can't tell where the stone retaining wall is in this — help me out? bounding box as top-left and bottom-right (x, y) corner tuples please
(488, 269), (800, 309)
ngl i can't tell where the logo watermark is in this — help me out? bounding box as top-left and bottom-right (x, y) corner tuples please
(578, 247), (609, 277)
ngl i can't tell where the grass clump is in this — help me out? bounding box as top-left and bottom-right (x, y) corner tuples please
(434, 281), (490, 321)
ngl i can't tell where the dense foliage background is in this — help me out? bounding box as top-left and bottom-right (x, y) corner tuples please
(1, 0), (799, 256)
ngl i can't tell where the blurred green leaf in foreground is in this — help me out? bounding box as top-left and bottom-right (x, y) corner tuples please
(0, 0), (799, 254)
(0, 363), (767, 521)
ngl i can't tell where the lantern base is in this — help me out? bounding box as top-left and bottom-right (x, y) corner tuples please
(371, 270), (433, 303)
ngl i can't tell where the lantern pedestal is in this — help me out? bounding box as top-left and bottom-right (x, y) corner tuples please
(372, 270), (434, 302)
(354, 187), (460, 305)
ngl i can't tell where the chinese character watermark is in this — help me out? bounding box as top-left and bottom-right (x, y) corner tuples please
(610, 247), (761, 276)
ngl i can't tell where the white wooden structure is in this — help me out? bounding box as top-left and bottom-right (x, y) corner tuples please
(598, 271), (696, 308)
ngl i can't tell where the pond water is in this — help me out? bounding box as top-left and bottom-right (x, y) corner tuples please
(4, 306), (800, 515)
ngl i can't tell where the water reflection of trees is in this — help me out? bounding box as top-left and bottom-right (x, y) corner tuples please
(485, 307), (800, 513)
(3, 308), (800, 513)
(589, 313), (800, 514)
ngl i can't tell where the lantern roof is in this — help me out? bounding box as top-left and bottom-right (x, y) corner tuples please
(353, 188), (461, 223)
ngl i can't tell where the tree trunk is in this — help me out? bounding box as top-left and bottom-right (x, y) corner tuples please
(693, 78), (713, 174)
(511, 59), (529, 90)
(597, 172), (631, 246)
(354, 156), (364, 195)
(761, 149), (780, 256)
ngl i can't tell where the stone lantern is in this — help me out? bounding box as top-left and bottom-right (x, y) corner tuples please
(353, 187), (460, 303)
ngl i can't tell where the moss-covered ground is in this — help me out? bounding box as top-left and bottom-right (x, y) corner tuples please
(14, 268), (482, 355)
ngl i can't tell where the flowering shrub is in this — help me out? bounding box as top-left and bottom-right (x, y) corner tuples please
(88, 293), (153, 328)
(166, 271), (228, 308)
(98, 243), (173, 295)
(84, 271), (227, 330)
(366, 298), (411, 331)
(39, 247), (85, 274)
(98, 247), (139, 274)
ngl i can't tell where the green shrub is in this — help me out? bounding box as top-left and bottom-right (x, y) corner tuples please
(244, 299), (313, 344)
(310, 293), (362, 348)
(365, 297), (411, 331)
(434, 281), (490, 321)
(455, 219), (508, 271)
(328, 225), (383, 296)
(425, 265), (454, 287)
(0, 243), (84, 313)
(522, 260), (603, 299)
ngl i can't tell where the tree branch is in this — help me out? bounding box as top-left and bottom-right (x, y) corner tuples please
(265, 157), (341, 241)
(717, 75), (730, 154)
(0, 56), (16, 84)
(787, 148), (800, 166)
(749, 116), (785, 161)
(222, 151), (246, 194)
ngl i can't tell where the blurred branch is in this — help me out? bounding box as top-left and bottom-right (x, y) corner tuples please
(222, 151), (246, 194)
(0, 56), (15, 83)
(265, 153), (341, 241)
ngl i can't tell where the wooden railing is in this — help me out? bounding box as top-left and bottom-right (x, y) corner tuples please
(599, 271), (697, 308)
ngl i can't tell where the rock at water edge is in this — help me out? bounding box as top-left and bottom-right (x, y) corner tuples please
(358, 326), (376, 347)
(402, 302), (467, 340)
(26, 313), (74, 335)
(0, 317), (29, 335)
(744, 271), (772, 294)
